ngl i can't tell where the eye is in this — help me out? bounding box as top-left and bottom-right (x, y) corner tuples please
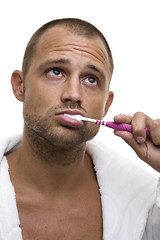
(84, 76), (98, 85)
(47, 68), (63, 77)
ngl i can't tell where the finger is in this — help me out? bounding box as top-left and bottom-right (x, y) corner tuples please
(114, 130), (133, 140)
(148, 119), (160, 145)
(114, 114), (132, 124)
(131, 112), (153, 143)
(114, 129), (141, 153)
(114, 130), (148, 161)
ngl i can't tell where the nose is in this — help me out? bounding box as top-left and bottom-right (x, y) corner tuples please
(61, 76), (82, 104)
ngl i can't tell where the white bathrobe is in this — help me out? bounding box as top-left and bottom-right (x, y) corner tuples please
(0, 135), (160, 240)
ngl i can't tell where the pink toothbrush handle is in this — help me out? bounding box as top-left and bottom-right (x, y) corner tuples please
(96, 120), (150, 138)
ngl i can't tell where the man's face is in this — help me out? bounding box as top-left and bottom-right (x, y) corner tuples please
(22, 26), (113, 147)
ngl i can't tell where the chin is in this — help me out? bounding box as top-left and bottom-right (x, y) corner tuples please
(37, 127), (97, 147)
(25, 115), (99, 147)
(42, 133), (93, 147)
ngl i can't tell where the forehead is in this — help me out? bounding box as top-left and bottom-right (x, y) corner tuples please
(33, 26), (110, 77)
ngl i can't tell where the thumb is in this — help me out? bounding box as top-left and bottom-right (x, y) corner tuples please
(114, 130), (147, 160)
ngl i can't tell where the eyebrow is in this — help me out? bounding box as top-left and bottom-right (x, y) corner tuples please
(38, 59), (106, 79)
(38, 59), (70, 70)
(86, 64), (105, 79)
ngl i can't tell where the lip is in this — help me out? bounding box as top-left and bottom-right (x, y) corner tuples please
(56, 110), (86, 128)
(56, 110), (86, 117)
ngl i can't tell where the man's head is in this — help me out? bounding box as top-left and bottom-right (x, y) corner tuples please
(11, 18), (114, 147)
(22, 18), (114, 80)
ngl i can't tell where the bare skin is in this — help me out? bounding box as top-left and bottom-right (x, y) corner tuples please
(8, 26), (113, 239)
(7, 151), (103, 240)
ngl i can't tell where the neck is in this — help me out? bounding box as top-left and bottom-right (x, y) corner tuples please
(25, 126), (86, 166)
(7, 127), (94, 195)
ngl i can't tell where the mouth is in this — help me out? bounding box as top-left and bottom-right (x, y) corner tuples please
(56, 110), (86, 128)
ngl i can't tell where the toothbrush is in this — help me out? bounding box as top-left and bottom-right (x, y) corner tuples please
(64, 114), (150, 137)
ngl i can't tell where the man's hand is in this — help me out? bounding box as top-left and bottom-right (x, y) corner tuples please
(114, 112), (160, 173)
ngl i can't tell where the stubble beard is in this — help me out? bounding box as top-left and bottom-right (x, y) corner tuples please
(23, 105), (99, 148)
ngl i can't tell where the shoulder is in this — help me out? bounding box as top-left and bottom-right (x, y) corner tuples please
(87, 139), (157, 193)
(0, 135), (22, 163)
(87, 140), (158, 239)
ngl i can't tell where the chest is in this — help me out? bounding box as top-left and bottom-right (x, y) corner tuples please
(17, 192), (103, 240)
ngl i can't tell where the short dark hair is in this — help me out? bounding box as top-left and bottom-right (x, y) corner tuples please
(22, 18), (114, 78)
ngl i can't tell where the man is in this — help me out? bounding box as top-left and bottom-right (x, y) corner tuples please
(0, 18), (160, 240)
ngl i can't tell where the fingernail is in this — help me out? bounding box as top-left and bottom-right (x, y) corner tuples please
(136, 137), (145, 143)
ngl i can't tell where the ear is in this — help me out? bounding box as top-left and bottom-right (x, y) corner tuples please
(103, 91), (114, 117)
(11, 70), (24, 102)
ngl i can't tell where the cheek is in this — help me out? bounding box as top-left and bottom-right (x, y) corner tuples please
(25, 77), (57, 100)
(23, 83), (57, 115)
(87, 97), (107, 119)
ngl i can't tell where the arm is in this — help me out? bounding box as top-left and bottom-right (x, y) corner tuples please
(114, 112), (160, 239)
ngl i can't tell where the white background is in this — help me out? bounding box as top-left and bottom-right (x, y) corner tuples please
(0, 0), (160, 177)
